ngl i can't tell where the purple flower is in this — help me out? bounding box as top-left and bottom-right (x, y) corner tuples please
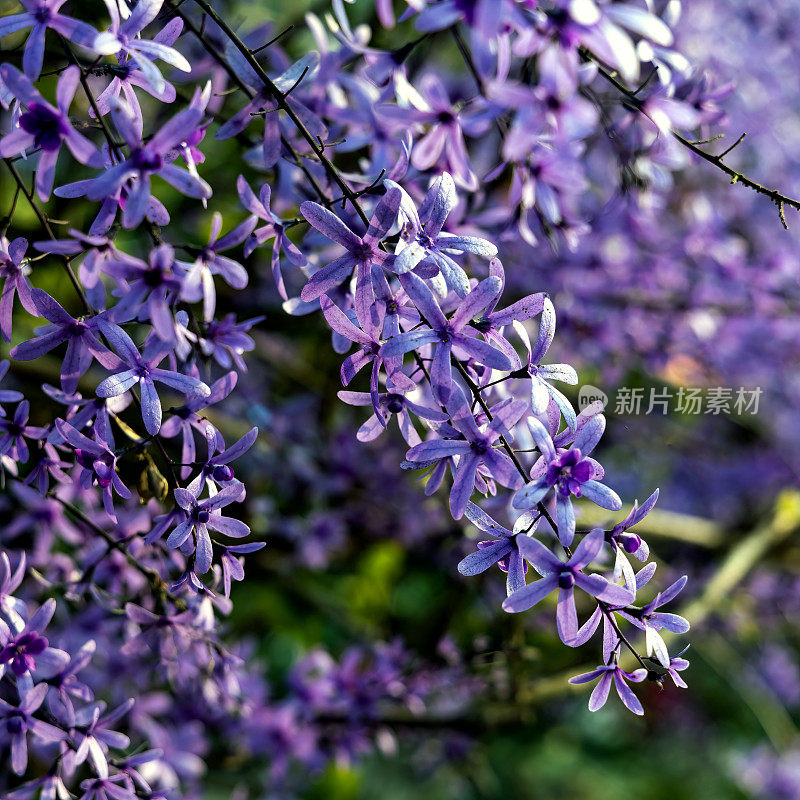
(0, 598), (68, 683)
(504, 145), (588, 248)
(321, 295), (415, 409)
(467, 258), (546, 370)
(539, 0), (674, 83)
(194, 313), (260, 371)
(166, 483), (250, 574)
(380, 272), (512, 403)
(215, 53), (325, 169)
(513, 416), (621, 545)
(4, 481), (80, 546)
(0, 65), (104, 200)
(502, 529), (634, 645)
(34, 229), (126, 298)
(24, 441), (71, 494)
(85, 86), (212, 229)
(103, 244), (184, 344)
(178, 211), (256, 322)
(380, 74), (491, 190)
(94, 319), (211, 435)
(0, 400), (46, 463)
(514, 297), (579, 428)
(569, 663), (649, 715)
(405, 389), (526, 519)
(54, 419), (132, 522)
(91, 16), (184, 138)
(220, 542), (265, 598)
(6, 775), (71, 800)
(664, 645), (690, 689)
(46, 639), (96, 726)
(457, 502), (539, 595)
(160, 371), (238, 480)
(54, 143), (171, 234)
(186, 425), (258, 496)
(95, 0), (190, 96)
(299, 189), (401, 328)
(619, 574), (690, 667)
(338, 388), (448, 445)
(0, 682), (66, 774)
(389, 173), (497, 297)
(44, 384), (131, 447)
(0, 237), (36, 342)
(10, 289), (118, 394)
(0, 550), (26, 629)
(0, 0), (111, 79)
(78, 776), (136, 800)
(237, 175), (307, 301)
(0, 360), (24, 416)
(68, 698), (133, 780)
(610, 489), (658, 587)
(413, 0), (512, 39)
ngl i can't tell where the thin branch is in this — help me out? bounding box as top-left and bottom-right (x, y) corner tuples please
(580, 47), (800, 228)
(2, 157), (90, 314)
(183, 0), (371, 225)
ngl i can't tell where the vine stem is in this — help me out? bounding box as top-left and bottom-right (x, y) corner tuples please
(579, 46), (800, 228)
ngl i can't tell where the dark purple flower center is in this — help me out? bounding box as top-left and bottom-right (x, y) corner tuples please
(417, 230), (435, 249)
(19, 103), (67, 152)
(144, 267), (168, 287)
(620, 533), (642, 554)
(109, 61), (134, 80)
(1, 631), (48, 676)
(6, 714), (25, 735)
(545, 449), (593, 497)
(6, 421), (23, 436)
(436, 110), (456, 125)
(545, 94), (562, 112)
(385, 394), (404, 414)
(79, 449), (115, 486)
(438, 324), (454, 344)
(131, 147), (163, 173)
(196, 509), (210, 524)
(558, 569), (575, 589)
(212, 464), (234, 482)
(32, 506), (57, 524)
(69, 320), (87, 336)
(354, 242), (374, 261)
(33, 5), (52, 23)
(470, 439), (489, 455)
(0, 258), (21, 277)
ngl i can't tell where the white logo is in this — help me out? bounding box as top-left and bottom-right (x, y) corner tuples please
(578, 384), (608, 411)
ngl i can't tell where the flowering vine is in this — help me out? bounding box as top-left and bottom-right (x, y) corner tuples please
(0, 0), (793, 796)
